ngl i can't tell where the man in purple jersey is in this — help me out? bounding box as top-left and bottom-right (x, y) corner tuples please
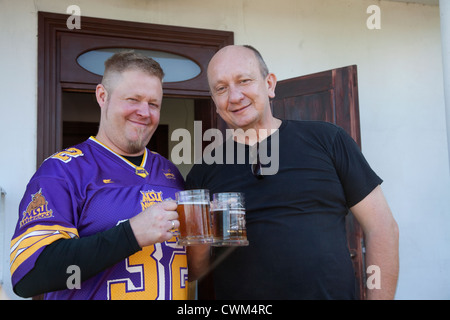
(10, 51), (188, 299)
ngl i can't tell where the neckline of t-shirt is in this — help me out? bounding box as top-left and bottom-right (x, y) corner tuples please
(232, 119), (288, 148)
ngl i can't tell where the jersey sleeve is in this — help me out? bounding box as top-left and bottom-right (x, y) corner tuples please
(332, 127), (383, 208)
(10, 161), (80, 287)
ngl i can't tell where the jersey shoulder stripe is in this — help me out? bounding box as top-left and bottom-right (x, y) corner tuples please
(10, 224), (78, 276)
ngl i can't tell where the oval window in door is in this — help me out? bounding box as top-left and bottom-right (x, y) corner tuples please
(77, 48), (201, 82)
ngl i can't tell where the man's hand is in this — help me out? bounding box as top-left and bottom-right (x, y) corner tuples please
(129, 200), (179, 248)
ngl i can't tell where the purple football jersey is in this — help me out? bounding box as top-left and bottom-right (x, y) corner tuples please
(10, 137), (188, 299)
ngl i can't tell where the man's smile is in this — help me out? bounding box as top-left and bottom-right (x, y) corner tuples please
(128, 119), (150, 127)
(230, 103), (251, 114)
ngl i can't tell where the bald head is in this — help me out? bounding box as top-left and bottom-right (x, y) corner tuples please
(207, 45), (269, 88)
(206, 44), (278, 132)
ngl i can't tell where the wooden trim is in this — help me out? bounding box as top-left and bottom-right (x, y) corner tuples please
(333, 65), (361, 147)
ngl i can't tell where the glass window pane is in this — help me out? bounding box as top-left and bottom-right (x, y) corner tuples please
(77, 48), (201, 82)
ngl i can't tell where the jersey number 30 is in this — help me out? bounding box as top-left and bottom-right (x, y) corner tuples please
(107, 242), (187, 300)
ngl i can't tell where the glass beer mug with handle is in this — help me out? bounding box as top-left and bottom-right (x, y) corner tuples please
(175, 189), (213, 246)
(211, 192), (249, 246)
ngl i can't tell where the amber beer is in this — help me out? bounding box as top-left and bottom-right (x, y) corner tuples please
(177, 201), (211, 239)
(211, 192), (249, 246)
(176, 189), (212, 245)
(212, 208), (247, 240)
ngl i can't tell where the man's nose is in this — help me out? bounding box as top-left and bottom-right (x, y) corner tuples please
(228, 85), (244, 104)
(136, 102), (151, 117)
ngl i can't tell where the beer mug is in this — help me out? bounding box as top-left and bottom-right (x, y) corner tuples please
(211, 192), (249, 246)
(175, 189), (213, 246)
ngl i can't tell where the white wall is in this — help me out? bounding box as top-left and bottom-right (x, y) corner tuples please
(441, 0), (450, 173)
(0, 0), (448, 299)
(0, 0), (39, 300)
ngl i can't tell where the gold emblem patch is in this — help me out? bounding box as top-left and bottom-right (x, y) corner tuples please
(163, 169), (176, 180)
(135, 166), (149, 178)
(20, 189), (53, 227)
(140, 190), (163, 211)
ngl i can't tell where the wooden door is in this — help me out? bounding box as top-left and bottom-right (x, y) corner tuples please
(271, 65), (366, 299)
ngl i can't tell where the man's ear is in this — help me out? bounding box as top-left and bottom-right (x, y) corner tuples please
(266, 73), (277, 99)
(95, 84), (108, 107)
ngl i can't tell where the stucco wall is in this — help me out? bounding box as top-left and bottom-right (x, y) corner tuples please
(0, 0), (448, 299)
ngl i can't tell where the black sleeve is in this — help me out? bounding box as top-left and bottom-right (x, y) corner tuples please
(13, 220), (141, 298)
(332, 127), (383, 208)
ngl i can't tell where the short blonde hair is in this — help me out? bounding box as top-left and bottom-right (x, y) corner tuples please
(102, 50), (164, 92)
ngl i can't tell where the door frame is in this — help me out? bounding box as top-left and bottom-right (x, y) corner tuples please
(37, 11), (233, 165)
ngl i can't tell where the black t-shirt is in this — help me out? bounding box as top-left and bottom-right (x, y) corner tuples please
(186, 120), (382, 299)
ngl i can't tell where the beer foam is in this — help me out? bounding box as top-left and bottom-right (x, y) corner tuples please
(178, 201), (210, 205)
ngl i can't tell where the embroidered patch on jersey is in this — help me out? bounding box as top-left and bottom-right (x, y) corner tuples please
(135, 166), (149, 178)
(163, 169), (176, 180)
(50, 148), (84, 163)
(20, 189), (53, 227)
(140, 190), (163, 211)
